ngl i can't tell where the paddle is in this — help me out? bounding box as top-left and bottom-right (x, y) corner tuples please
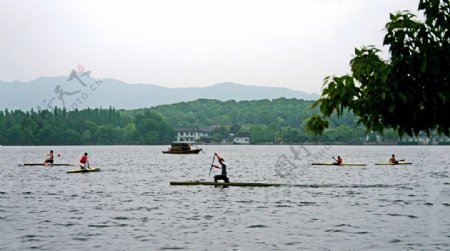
(332, 156), (338, 163)
(208, 154), (216, 177)
(194, 145), (206, 154)
(87, 151), (92, 169)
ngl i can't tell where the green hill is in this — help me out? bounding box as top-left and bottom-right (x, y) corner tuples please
(1, 98), (380, 145)
(124, 98), (366, 144)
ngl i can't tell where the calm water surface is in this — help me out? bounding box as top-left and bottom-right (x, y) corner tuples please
(1, 145), (449, 250)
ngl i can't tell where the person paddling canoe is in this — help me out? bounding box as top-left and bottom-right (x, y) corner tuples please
(79, 152), (89, 169)
(44, 150), (54, 165)
(334, 156), (343, 165)
(389, 154), (399, 164)
(212, 153), (230, 183)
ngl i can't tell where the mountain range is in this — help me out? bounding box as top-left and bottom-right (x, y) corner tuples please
(0, 75), (319, 110)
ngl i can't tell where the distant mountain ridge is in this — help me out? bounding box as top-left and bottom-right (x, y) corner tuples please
(0, 76), (319, 110)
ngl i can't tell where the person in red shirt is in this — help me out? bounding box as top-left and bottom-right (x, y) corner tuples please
(79, 152), (89, 169)
(334, 156), (343, 165)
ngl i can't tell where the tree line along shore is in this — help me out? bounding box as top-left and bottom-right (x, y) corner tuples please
(1, 98), (448, 146)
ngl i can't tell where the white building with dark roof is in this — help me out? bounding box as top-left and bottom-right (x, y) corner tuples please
(233, 136), (250, 144)
(174, 126), (215, 143)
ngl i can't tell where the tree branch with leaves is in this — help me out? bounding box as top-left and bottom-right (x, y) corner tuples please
(306, 0), (450, 137)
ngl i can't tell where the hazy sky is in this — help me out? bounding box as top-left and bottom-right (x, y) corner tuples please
(0, 0), (420, 93)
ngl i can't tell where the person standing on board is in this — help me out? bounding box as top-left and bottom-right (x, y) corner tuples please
(212, 153), (230, 183)
(389, 154), (399, 164)
(79, 152), (89, 169)
(44, 150), (54, 165)
(334, 156), (343, 165)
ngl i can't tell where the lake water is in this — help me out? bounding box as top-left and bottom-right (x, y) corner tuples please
(1, 145), (449, 250)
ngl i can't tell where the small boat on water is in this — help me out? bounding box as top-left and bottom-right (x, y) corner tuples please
(162, 143), (202, 154)
(21, 163), (75, 166)
(170, 181), (395, 188)
(170, 181), (283, 187)
(311, 162), (367, 166)
(67, 167), (100, 173)
(375, 162), (412, 165)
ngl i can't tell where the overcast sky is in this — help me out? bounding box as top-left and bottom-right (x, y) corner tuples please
(0, 0), (420, 93)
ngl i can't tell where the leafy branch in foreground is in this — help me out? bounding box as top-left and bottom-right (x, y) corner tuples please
(307, 0), (450, 137)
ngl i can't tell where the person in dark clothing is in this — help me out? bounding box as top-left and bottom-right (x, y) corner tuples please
(44, 150), (54, 164)
(212, 153), (230, 183)
(389, 154), (399, 164)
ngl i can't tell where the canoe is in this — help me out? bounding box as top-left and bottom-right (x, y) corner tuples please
(66, 167), (100, 173)
(311, 162), (367, 166)
(169, 181), (393, 188)
(375, 162), (412, 165)
(22, 163), (75, 166)
(170, 181), (283, 187)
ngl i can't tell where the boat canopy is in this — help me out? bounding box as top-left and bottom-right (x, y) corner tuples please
(170, 143), (192, 151)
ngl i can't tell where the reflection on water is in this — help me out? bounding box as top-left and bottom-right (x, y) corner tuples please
(1, 145), (449, 250)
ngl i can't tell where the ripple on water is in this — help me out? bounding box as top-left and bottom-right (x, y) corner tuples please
(112, 216), (131, 220)
(247, 224), (268, 228)
(203, 215), (214, 220)
(387, 213), (419, 219)
(72, 236), (88, 241)
(236, 200), (255, 203)
(125, 206), (159, 212)
(275, 204), (292, 208)
(54, 222), (77, 227)
(88, 224), (111, 228)
(20, 235), (43, 242)
(325, 229), (344, 233)
(298, 201), (317, 206)
(284, 241), (301, 246)
(159, 246), (185, 250)
(334, 224), (357, 228)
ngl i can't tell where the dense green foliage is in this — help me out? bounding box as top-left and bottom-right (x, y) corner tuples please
(1, 98), (404, 145)
(307, 0), (450, 136)
(137, 98), (357, 128)
(130, 98), (371, 144)
(0, 107), (174, 145)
